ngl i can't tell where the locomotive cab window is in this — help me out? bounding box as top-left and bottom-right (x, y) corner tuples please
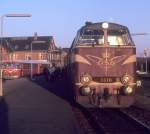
(78, 30), (133, 46)
(77, 29), (103, 45)
(76, 23), (134, 47)
(106, 30), (133, 46)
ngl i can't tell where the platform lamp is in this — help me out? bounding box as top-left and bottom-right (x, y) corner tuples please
(0, 13), (32, 96)
(144, 48), (148, 74)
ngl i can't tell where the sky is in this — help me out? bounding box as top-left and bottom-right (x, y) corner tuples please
(0, 0), (150, 55)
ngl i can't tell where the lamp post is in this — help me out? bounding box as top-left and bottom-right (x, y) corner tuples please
(144, 48), (149, 74)
(30, 40), (46, 80)
(0, 13), (31, 96)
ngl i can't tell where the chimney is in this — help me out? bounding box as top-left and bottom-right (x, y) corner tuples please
(34, 32), (38, 40)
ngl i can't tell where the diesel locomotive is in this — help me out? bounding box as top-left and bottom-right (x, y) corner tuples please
(65, 22), (138, 107)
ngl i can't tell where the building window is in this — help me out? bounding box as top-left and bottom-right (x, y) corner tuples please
(15, 54), (18, 60)
(39, 53), (42, 60)
(25, 54), (31, 60)
(15, 45), (18, 50)
(25, 44), (30, 50)
(39, 53), (46, 60)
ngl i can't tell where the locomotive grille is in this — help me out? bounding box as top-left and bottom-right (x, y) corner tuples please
(93, 77), (121, 83)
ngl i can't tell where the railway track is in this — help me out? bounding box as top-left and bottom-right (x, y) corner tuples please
(88, 108), (150, 134)
(73, 104), (150, 134)
(72, 104), (104, 134)
(121, 106), (150, 128)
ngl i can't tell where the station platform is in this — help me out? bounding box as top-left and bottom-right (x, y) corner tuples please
(0, 77), (80, 134)
(135, 80), (150, 111)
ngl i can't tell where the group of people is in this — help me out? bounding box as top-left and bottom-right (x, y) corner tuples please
(43, 63), (63, 81)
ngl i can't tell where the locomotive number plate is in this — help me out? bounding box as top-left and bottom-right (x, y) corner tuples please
(93, 77), (120, 83)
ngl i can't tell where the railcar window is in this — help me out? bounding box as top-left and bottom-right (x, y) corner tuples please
(3, 63), (21, 69)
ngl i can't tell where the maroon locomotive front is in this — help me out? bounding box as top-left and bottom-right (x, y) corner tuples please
(66, 22), (137, 107)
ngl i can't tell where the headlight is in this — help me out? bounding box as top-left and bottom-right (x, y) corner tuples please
(125, 86), (133, 94)
(102, 22), (109, 29)
(136, 80), (142, 87)
(80, 74), (92, 85)
(121, 74), (130, 85)
(80, 86), (91, 96)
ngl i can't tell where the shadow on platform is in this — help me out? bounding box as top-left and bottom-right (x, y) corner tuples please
(31, 75), (72, 102)
(0, 98), (9, 134)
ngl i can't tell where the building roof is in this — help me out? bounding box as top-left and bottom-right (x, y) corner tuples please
(62, 48), (69, 53)
(1, 36), (57, 52)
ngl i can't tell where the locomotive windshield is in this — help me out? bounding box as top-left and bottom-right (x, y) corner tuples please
(76, 22), (134, 46)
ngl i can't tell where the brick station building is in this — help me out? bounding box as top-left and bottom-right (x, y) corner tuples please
(0, 34), (62, 76)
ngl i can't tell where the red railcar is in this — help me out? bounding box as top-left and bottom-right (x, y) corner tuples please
(3, 63), (22, 79)
(66, 22), (138, 108)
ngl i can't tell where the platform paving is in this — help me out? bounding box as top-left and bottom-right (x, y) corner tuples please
(0, 77), (80, 134)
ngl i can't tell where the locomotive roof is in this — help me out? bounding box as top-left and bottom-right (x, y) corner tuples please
(81, 22), (129, 32)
